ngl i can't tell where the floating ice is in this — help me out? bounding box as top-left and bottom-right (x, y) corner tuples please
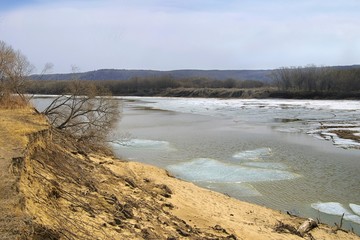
(307, 126), (360, 149)
(242, 162), (288, 170)
(311, 202), (351, 216)
(123, 97), (360, 117)
(232, 148), (272, 161)
(121, 97), (360, 149)
(311, 202), (360, 224)
(346, 215), (360, 225)
(311, 130), (360, 149)
(167, 158), (298, 183)
(350, 204), (360, 216)
(112, 139), (171, 149)
(332, 137), (360, 148)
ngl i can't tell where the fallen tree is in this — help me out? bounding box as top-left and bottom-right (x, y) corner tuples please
(43, 80), (120, 143)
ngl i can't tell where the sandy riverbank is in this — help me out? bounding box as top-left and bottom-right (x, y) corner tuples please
(1, 107), (359, 239)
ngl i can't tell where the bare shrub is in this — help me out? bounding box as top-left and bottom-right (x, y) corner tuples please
(43, 80), (120, 143)
(0, 94), (29, 109)
(0, 40), (33, 108)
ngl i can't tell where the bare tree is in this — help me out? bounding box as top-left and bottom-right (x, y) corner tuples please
(39, 62), (54, 78)
(43, 76), (120, 143)
(0, 40), (33, 101)
(270, 67), (293, 90)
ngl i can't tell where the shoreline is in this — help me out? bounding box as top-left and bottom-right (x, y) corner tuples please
(28, 86), (360, 100)
(1, 107), (360, 239)
(158, 87), (360, 100)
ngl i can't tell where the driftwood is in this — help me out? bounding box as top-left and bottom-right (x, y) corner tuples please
(297, 218), (318, 236)
(333, 213), (349, 233)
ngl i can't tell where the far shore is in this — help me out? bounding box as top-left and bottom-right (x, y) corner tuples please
(28, 87), (360, 100)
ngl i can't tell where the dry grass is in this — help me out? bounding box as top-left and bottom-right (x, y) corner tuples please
(0, 104), (49, 239)
(0, 94), (29, 109)
(0, 107), (48, 148)
(331, 129), (360, 142)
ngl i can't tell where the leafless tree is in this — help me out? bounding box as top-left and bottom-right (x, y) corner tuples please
(0, 40), (33, 101)
(43, 78), (121, 143)
(39, 62), (54, 78)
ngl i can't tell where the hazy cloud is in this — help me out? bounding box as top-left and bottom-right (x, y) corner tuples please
(1, 0), (359, 73)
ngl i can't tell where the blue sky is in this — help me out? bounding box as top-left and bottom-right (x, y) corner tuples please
(1, 0), (360, 73)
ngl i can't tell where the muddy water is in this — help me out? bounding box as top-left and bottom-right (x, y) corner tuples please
(111, 97), (360, 233)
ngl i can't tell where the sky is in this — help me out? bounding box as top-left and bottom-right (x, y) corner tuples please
(1, 0), (360, 73)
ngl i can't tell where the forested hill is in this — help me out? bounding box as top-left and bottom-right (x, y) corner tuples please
(30, 69), (273, 82)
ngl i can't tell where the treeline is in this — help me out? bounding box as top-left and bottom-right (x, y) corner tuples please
(27, 76), (266, 96)
(271, 65), (360, 92)
(26, 65), (360, 99)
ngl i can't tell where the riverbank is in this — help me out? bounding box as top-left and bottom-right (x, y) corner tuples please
(1, 106), (360, 239)
(159, 87), (360, 99)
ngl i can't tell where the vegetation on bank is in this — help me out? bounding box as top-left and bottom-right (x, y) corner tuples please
(1, 40), (120, 145)
(26, 76), (266, 96)
(26, 79), (360, 99)
(0, 40), (33, 108)
(271, 65), (360, 93)
(25, 65), (360, 99)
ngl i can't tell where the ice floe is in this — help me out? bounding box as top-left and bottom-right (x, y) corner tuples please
(232, 148), (272, 161)
(165, 147), (295, 197)
(231, 148), (287, 170)
(123, 97), (360, 116)
(308, 126), (360, 149)
(123, 97), (360, 149)
(350, 204), (360, 216)
(167, 158), (298, 183)
(311, 202), (350, 216)
(311, 202), (360, 224)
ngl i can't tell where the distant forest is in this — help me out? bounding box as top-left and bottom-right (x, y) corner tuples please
(27, 65), (360, 99)
(30, 69), (273, 82)
(271, 65), (360, 91)
(27, 76), (265, 96)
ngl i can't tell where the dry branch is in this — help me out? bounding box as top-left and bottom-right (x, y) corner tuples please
(43, 81), (120, 143)
(297, 218), (318, 237)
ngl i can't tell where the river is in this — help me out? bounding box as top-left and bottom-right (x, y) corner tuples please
(34, 96), (360, 233)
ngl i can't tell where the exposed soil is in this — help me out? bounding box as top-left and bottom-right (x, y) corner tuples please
(0, 107), (49, 239)
(330, 129), (360, 142)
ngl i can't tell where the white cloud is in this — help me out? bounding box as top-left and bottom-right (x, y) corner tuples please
(0, 0), (359, 73)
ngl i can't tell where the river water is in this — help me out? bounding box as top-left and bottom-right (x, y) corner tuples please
(34, 96), (360, 233)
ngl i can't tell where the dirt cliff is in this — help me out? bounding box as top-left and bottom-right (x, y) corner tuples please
(1, 107), (359, 239)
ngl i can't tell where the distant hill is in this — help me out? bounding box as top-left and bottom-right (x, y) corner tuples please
(30, 69), (274, 82)
(30, 65), (360, 83)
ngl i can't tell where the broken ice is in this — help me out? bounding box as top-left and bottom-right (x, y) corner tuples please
(311, 202), (360, 224)
(167, 158), (298, 183)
